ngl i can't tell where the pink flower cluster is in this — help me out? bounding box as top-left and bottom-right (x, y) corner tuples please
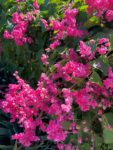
(62, 61), (91, 79)
(2, 2), (113, 149)
(79, 38), (110, 60)
(4, 1), (39, 46)
(41, 54), (49, 65)
(46, 120), (67, 142)
(73, 87), (97, 111)
(2, 71), (75, 146)
(79, 41), (95, 60)
(16, 0), (25, 2)
(45, 8), (85, 50)
(33, 0), (39, 10)
(4, 12), (32, 46)
(86, 0), (113, 22)
(41, 19), (50, 30)
(104, 67), (113, 91)
(96, 38), (110, 55)
(2, 39), (112, 148)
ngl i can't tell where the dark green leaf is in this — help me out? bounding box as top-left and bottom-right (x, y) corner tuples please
(97, 55), (109, 76)
(62, 121), (70, 130)
(0, 128), (10, 136)
(89, 70), (103, 86)
(110, 33), (113, 50)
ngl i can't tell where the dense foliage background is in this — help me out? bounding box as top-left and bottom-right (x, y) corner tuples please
(1, 0), (113, 149)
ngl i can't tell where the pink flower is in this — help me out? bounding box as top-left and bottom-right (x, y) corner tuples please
(4, 10), (35, 46)
(11, 28), (23, 39)
(78, 137), (82, 144)
(46, 120), (67, 142)
(27, 37), (33, 44)
(48, 103), (62, 115)
(73, 86), (98, 111)
(101, 98), (111, 109)
(69, 48), (78, 61)
(41, 19), (49, 30)
(73, 88), (91, 111)
(12, 12), (24, 24)
(79, 41), (92, 58)
(98, 38), (109, 45)
(86, 0), (113, 23)
(16, 0), (25, 2)
(61, 104), (71, 113)
(4, 31), (12, 39)
(105, 10), (113, 22)
(41, 54), (49, 65)
(48, 8), (85, 49)
(12, 131), (39, 147)
(64, 8), (78, 18)
(103, 78), (113, 89)
(33, 0), (39, 10)
(49, 40), (60, 49)
(108, 67), (113, 78)
(96, 46), (107, 55)
(57, 143), (64, 150)
(63, 61), (91, 78)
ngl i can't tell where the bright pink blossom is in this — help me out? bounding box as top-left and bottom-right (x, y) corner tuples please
(46, 120), (67, 142)
(86, 0), (113, 22)
(33, 0), (39, 10)
(96, 46), (107, 55)
(79, 41), (92, 59)
(105, 10), (113, 22)
(41, 54), (49, 65)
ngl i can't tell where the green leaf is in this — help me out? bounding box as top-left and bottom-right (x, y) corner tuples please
(93, 32), (109, 40)
(50, 0), (60, 3)
(81, 143), (90, 150)
(84, 16), (100, 29)
(0, 145), (13, 150)
(65, 134), (77, 144)
(49, 66), (56, 73)
(103, 113), (113, 127)
(62, 121), (70, 130)
(108, 144), (113, 150)
(13, 141), (18, 150)
(97, 55), (109, 76)
(94, 134), (103, 150)
(78, 5), (87, 11)
(0, 128), (10, 136)
(89, 70), (103, 86)
(77, 11), (88, 23)
(103, 129), (113, 144)
(102, 113), (113, 144)
(37, 0), (44, 5)
(110, 33), (113, 50)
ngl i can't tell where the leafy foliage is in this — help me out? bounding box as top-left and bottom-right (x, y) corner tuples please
(1, 0), (113, 150)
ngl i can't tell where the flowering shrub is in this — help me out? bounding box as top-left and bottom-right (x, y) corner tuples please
(4, 0), (40, 46)
(1, 0), (113, 149)
(86, 0), (113, 22)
